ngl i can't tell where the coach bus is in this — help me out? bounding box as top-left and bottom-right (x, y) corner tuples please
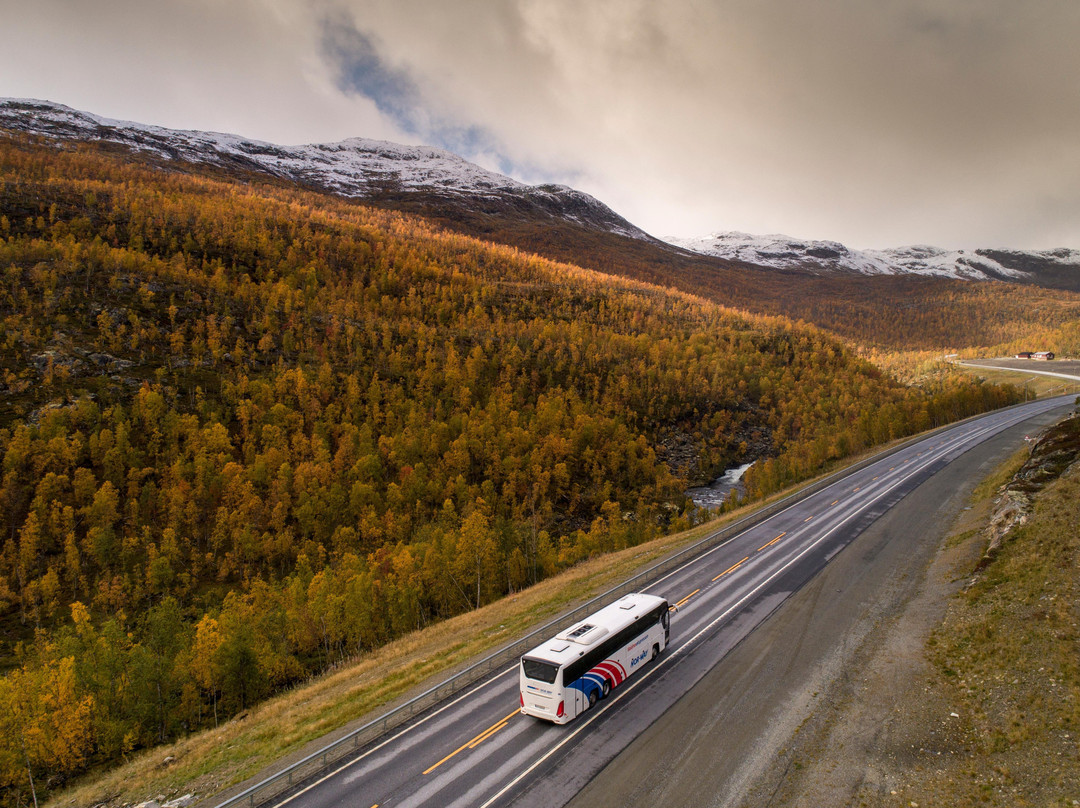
(519, 592), (670, 724)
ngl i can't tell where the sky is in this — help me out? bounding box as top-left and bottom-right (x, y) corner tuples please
(2, 0), (1079, 250)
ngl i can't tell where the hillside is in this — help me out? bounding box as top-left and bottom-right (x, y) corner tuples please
(5, 99), (1080, 359)
(0, 128), (1027, 802)
(0, 98), (651, 242)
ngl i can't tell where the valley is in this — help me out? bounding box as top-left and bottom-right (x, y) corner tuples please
(0, 100), (1076, 808)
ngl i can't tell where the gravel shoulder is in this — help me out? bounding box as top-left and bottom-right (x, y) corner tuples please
(738, 459), (999, 807)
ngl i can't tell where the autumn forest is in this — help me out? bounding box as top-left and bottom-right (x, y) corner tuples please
(0, 134), (1029, 800)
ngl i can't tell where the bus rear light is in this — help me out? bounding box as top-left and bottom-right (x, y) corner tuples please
(520, 693), (524, 708)
(556, 701), (565, 718)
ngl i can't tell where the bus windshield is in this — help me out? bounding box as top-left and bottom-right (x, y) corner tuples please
(521, 657), (559, 684)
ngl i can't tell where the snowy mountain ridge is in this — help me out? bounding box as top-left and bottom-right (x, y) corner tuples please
(3, 99), (1078, 288)
(0, 98), (649, 240)
(668, 231), (1080, 283)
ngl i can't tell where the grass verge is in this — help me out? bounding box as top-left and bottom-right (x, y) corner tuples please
(919, 443), (1080, 805)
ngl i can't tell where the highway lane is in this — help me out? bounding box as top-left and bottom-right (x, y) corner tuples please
(269, 396), (1073, 808)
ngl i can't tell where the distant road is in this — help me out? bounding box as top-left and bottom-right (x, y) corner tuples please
(956, 357), (1080, 384)
(263, 396), (1074, 808)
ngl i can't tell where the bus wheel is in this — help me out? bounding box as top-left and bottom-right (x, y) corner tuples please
(651, 644), (660, 661)
(588, 689), (598, 709)
(602, 678), (611, 698)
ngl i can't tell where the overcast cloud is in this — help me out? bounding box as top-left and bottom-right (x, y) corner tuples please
(2, 0), (1079, 249)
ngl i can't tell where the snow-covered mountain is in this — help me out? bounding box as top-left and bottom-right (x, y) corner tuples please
(4, 99), (1078, 291)
(0, 98), (649, 241)
(668, 231), (1080, 284)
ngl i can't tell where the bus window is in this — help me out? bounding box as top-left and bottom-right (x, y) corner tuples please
(522, 657), (559, 684)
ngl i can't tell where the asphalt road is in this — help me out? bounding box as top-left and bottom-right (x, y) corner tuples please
(266, 396), (1074, 808)
(957, 357), (1080, 383)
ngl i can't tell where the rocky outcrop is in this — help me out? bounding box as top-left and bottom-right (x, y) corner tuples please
(982, 488), (1032, 561)
(980, 411), (1080, 565)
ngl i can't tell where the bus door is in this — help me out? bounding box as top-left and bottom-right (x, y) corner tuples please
(571, 677), (584, 716)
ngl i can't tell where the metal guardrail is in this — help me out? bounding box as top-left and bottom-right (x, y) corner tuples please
(211, 396), (1074, 808)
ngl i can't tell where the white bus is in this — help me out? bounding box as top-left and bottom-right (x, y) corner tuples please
(519, 593), (670, 724)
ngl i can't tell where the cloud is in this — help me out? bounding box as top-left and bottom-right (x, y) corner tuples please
(2, 0), (1079, 248)
(322, 19), (421, 130)
(0, 0), (410, 146)
(319, 13), (563, 181)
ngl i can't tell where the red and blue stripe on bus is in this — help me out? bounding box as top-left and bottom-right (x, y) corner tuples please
(566, 660), (627, 700)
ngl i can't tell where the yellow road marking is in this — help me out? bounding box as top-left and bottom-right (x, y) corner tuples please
(674, 589), (700, 608)
(757, 532), (786, 552)
(804, 515), (814, 522)
(853, 486), (860, 492)
(872, 476), (879, 481)
(714, 557), (750, 580)
(469, 720), (509, 749)
(830, 500), (839, 506)
(424, 709), (520, 775)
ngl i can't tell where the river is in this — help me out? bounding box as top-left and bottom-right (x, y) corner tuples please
(686, 461), (754, 510)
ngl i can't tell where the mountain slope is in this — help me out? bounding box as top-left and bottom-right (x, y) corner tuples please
(0, 98), (783, 312)
(4, 98), (1079, 355)
(0, 98), (649, 241)
(6, 99), (1079, 295)
(669, 231), (1080, 289)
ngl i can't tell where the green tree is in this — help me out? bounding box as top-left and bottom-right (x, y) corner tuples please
(452, 508), (500, 609)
